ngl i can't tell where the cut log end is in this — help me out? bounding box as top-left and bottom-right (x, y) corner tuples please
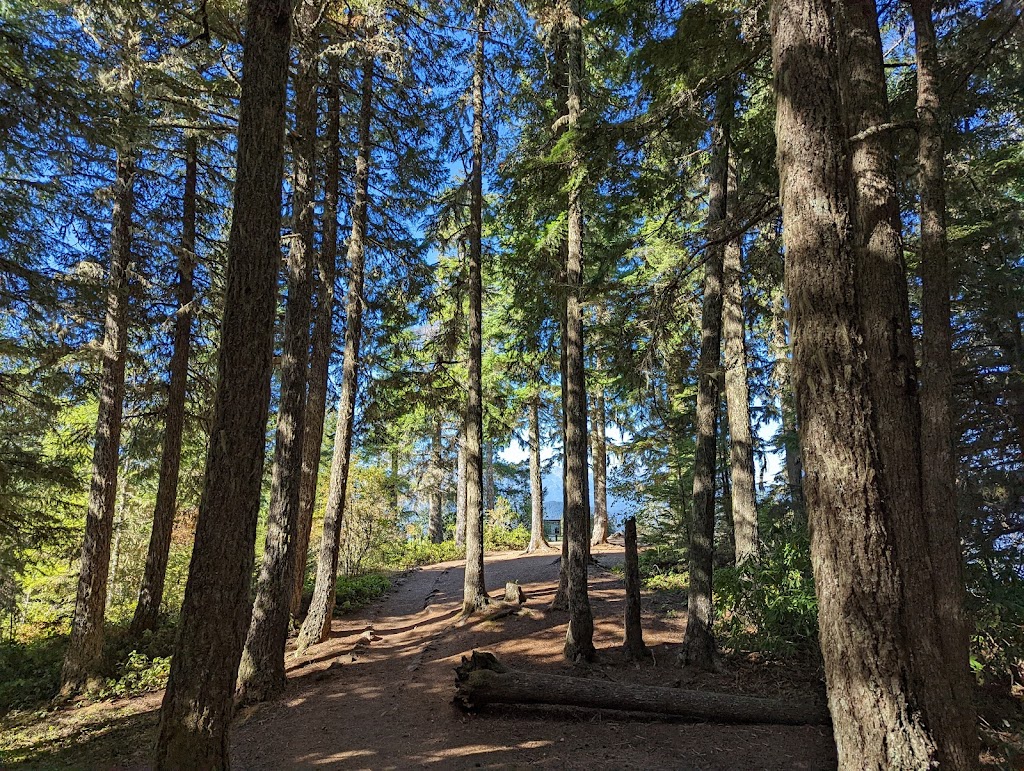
(456, 650), (508, 682)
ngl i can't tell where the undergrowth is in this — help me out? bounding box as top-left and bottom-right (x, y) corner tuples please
(714, 535), (819, 658)
(0, 619), (179, 712)
(333, 573), (392, 613)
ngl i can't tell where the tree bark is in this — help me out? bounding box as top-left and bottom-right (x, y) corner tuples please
(391, 447), (401, 514)
(838, 12), (964, 757)
(483, 437), (497, 512)
(295, 55), (374, 653)
(771, 293), (804, 525)
(623, 517), (646, 660)
(107, 468), (129, 612)
(60, 151), (134, 697)
(720, 131), (757, 564)
(590, 381), (609, 545)
(292, 62), (341, 619)
(780, 392), (803, 523)
(454, 652), (829, 725)
(547, 15), (571, 613)
(132, 137), (196, 636)
(718, 448), (735, 563)
(526, 396), (549, 552)
(770, 0), (957, 765)
(236, 0), (318, 704)
(155, 0), (292, 764)
(840, 0), (974, 761)
(682, 87), (728, 672)
(561, 0), (593, 664)
(910, 0), (977, 763)
(455, 419), (467, 547)
(462, 0), (488, 615)
(551, 300), (570, 611)
(428, 418), (444, 543)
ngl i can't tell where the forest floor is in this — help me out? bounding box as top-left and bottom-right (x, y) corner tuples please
(1, 543), (842, 769)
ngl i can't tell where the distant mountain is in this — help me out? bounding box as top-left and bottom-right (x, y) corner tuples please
(539, 469), (627, 523)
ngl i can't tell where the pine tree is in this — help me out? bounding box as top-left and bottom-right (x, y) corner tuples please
(462, 0), (489, 615)
(560, 0), (594, 663)
(60, 149), (134, 696)
(909, 0), (976, 762)
(155, 0), (293, 763)
(526, 395), (550, 552)
(720, 113), (757, 564)
(681, 86), (728, 672)
(236, 0), (320, 704)
(771, 0), (968, 763)
(296, 52), (374, 653)
(131, 136), (197, 635)
(292, 60), (341, 618)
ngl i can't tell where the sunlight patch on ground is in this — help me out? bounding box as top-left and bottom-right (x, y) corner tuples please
(303, 748), (377, 764)
(408, 739), (556, 765)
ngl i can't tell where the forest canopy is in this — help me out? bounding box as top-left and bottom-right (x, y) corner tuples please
(0, 0), (1021, 767)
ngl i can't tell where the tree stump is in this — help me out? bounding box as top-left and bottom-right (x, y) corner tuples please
(504, 581), (526, 604)
(623, 517), (648, 661)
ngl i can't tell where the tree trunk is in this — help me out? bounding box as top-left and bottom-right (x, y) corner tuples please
(154, 0), (292, 765)
(682, 87), (728, 672)
(291, 62), (341, 619)
(547, 16), (571, 613)
(839, 0), (975, 763)
(720, 132), (757, 564)
(910, 0), (977, 763)
(60, 151), (134, 697)
(526, 396), (549, 552)
(455, 420), (467, 547)
(666, 348), (690, 538)
(462, 0), (488, 615)
(483, 437), (497, 512)
(132, 138), (196, 635)
(295, 55), (374, 654)
(561, 0), (593, 664)
(623, 517), (647, 660)
(391, 447), (401, 513)
(107, 463), (130, 612)
(780, 392), (803, 522)
(428, 418), (444, 543)
(454, 652), (829, 725)
(551, 300), (570, 610)
(771, 292), (804, 525)
(718, 448), (735, 564)
(770, 1), (956, 765)
(236, 0), (318, 704)
(590, 382), (609, 545)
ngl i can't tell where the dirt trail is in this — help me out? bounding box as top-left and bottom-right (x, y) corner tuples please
(230, 545), (836, 770)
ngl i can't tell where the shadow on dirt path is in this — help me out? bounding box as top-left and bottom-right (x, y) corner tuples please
(230, 545), (836, 770)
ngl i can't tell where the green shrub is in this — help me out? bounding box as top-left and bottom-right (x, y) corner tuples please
(100, 650), (171, 698)
(638, 543), (687, 576)
(968, 568), (1024, 686)
(484, 524), (530, 552)
(643, 571), (688, 593)
(0, 635), (64, 711)
(333, 573), (391, 613)
(714, 535), (819, 657)
(374, 539), (464, 570)
(0, 618), (180, 711)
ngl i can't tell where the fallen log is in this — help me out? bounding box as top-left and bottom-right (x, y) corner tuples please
(454, 651), (830, 726)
